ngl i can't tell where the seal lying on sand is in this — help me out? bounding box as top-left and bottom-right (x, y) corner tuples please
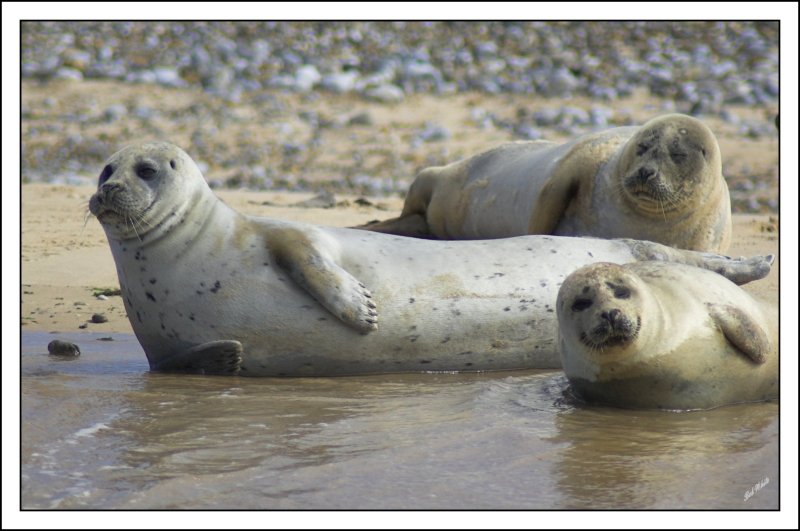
(89, 142), (770, 376)
(364, 114), (731, 253)
(556, 262), (778, 410)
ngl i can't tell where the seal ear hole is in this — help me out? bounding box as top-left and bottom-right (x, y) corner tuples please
(98, 164), (113, 185)
(572, 298), (593, 312)
(170, 160), (177, 170)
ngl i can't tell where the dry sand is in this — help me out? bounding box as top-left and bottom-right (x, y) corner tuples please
(20, 183), (778, 335)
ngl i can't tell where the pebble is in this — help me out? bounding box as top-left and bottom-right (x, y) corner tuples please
(48, 340), (81, 357)
(363, 84), (405, 103)
(21, 21), (777, 111)
(19, 21), (776, 214)
(91, 313), (108, 324)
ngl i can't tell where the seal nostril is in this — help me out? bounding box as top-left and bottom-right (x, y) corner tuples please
(637, 167), (655, 184)
(601, 309), (621, 324)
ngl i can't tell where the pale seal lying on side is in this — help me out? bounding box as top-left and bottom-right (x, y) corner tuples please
(364, 114), (732, 253)
(556, 262), (778, 410)
(89, 142), (770, 376)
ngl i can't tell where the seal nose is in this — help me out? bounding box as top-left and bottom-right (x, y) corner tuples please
(636, 167), (656, 184)
(602, 309), (622, 325)
(98, 181), (123, 203)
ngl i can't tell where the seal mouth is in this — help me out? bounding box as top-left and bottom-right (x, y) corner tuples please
(579, 315), (641, 351)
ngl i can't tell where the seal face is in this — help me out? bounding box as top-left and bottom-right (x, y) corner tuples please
(362, 113), (732, 253)
(568, 275), (642, 352)
(90, 142), (771, 377)
(617, 114), (720, 219)
(556, 262), (778, 410)
(89, 142), (206, 242)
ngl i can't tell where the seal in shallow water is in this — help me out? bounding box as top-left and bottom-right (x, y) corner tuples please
(364, 114), (731, 253)
(88, 142), (770, 376)
(556, 262), (778, 410)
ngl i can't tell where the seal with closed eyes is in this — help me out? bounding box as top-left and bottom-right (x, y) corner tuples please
(363, 114), (732, 253)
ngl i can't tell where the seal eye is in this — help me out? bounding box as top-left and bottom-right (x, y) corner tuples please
(670, 151), (687, 164)
(614, 287), (631, 299)
(636, 143), (649, 156)
(572, 298), (593, 312)
(136, 164), (158, 180)
(98, 164), (113, 185)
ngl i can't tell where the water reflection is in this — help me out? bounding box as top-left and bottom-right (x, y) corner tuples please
(21, 332), (778, 509)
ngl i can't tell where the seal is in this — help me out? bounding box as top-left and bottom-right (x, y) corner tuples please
(364, 114), (732, 253)
(556, 262), (778, 410)
(89, 141), (771, 376)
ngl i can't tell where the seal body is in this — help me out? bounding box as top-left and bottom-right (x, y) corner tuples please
(556, 262), (778, 410)
(365, 114), (732, 253)
(89, 142), (770, 376)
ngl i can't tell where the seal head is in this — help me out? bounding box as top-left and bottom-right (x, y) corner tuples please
(89, 141), (211, 242)
(616, 114), (722, 219)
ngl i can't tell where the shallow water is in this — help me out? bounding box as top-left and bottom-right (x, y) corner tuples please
(21, 332), (778, 510)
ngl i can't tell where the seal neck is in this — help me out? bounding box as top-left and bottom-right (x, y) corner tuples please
(108, 185), (222, 249)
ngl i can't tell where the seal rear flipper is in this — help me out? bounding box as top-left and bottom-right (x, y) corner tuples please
(270, 228), (378, 334)
(620, 239), (773, 285)
(151, 340), (243, 375)
(707, 304), (770, 364)
(354, 214), (434, 238)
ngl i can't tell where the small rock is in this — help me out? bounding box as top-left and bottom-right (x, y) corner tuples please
(291, 190), (336, 209)
(153, 67), (185, 87)
(295, 64), (322, 92)
(103, 104), (127, 123)
(347, 112), (374, 126)
(322, 71), (360, 93)
(91, 313), (108, 324)
(54, 67), (84, 81)
(48, 340), (81, 357)
(363, 84), (405, 103)
(417, 122), (451, 143)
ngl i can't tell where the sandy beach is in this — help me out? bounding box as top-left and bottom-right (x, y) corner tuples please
(21, 183), (778, 335)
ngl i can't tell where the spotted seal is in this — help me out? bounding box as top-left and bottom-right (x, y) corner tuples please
(89, 142), (769, 376)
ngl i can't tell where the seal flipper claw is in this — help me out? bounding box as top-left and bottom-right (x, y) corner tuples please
(707, 304), (770, 364)
(152, 340), (243, 375)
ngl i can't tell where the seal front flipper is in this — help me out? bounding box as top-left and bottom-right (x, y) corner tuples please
(707, 304), (770, 364)
(151, 340), (243, 375)
(527, 167), (580, 234)
(270, 227), (378, 333)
